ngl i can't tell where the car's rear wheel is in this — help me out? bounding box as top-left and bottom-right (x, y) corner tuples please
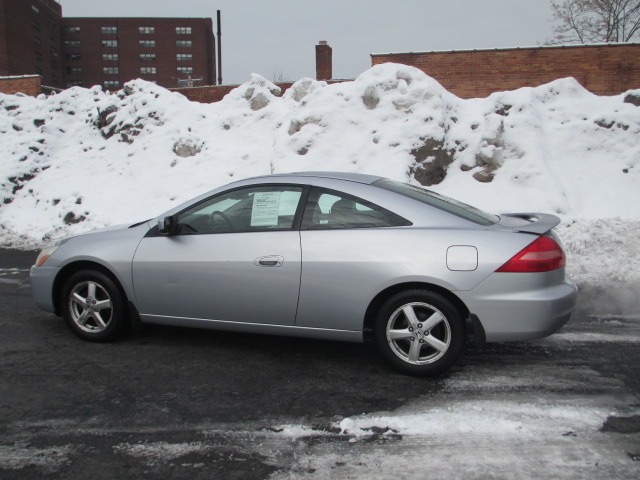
(61, 270), (127, 342)
(374, 289), (465, 376)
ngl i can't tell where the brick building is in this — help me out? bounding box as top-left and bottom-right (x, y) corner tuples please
(0, 0), (64, 88)
(61, 17), (215, 89)
(0, 0), (215, 90)
(371, 43), (640, 98)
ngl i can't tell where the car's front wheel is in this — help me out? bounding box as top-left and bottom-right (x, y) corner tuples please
(61, 270), (128, 342)
(374, 289), (465, 376)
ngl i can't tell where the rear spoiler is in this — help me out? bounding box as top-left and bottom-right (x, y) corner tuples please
(501, 212), (561, 235)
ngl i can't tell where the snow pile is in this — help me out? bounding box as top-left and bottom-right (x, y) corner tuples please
(335, 399), (605, 438)
(1, 64), (639, 285)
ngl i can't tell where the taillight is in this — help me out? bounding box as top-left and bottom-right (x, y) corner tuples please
(496, 235), (565, 273)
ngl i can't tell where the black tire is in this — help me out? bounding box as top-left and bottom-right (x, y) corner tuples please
(374, 289), (465, 377)
(60, 270), (128, 342)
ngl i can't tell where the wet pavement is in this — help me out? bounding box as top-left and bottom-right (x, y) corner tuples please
(0, 249), (638, 479)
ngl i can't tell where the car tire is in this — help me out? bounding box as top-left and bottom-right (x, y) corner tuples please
(374, 289), (465, 376)
(61, 270), (128, 342)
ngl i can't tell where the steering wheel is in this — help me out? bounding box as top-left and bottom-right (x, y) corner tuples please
(179, 223), (198, 233)
(208, 210), (233, 231)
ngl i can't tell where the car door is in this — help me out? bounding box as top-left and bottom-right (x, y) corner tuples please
(295, 187), (413, 332)
(132, 184), (306, 326)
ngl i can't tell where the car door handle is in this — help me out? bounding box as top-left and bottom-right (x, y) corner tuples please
(255, 255), (284, 267)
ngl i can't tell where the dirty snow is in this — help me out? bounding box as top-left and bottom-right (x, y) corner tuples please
(0, 442), (73, 472)
(259, 394), (640, 479)
(113, 441), (213, 465)
(1, 64), (639, 286)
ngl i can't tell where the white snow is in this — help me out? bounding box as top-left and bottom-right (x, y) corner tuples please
(1, 64), (639, 288)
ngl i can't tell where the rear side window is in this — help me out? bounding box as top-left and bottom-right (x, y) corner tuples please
(301, 187), (411, 230)
(374, 179), (499, 226)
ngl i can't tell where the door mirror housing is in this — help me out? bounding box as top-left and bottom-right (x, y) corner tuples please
(158, 216), (177, 235)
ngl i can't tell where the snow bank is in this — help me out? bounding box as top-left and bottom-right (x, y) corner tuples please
(1, 64), (639, 286)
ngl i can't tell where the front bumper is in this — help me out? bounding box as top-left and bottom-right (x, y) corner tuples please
(30, 265), (60, 313)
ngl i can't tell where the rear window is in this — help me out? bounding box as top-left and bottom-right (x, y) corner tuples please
(374, 179), (499, 226)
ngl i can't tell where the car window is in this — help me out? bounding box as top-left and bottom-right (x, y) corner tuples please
(373, 178), (499, 226)
(177, 186), (304, 234)
(301, 187), (411, 230)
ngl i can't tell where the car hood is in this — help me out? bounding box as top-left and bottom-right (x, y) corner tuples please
(58, 220), (151, 245)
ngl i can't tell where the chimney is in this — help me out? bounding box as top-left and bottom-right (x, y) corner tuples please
(315, 41), (332, 81)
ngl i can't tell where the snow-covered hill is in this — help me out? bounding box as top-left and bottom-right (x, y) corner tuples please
(1, 64), (639, 285)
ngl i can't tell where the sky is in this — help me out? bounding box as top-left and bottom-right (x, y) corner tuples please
(57, 0), (554, 85)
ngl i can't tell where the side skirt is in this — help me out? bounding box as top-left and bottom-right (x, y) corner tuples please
(139, 314), (364, 343)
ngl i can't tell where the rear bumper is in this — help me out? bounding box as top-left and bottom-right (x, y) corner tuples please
(30, 265), (59, 313)
(459, 271), (578, 342)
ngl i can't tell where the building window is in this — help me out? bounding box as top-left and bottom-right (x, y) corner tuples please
(101, 26), (118, 35)
(139, 26), (155, 34)
(139, 53), (156, 61)
(64, 40), (81, 48)
(104, 80), (120, 89)
(67, 81), (83, 87)
(31, 5), (40, 14)
(177, 66), (193, 75)
(140, 67), (157, 75)
(33, 20), (41, 31)
(102, 40), (118, 48)
(35, 52), (43, 63)
(102, 53), (119, 62)
(176, 53), (192, 61)
(176, 40), (192, 48)
(34, 36), (42, 47)
(139, 40), (155, 48)
(35, 67), (44, 75)
(51, 60), (58, 70)
(103, 66), (119, 75)
(65, 53), (82, 61)
(175, 27), (192, 35)
(64, 26), (81, 34)
(51, 47), (58, 57)
(66, 66), (82, 75)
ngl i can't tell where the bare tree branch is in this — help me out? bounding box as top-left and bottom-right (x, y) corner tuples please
(545, 0), (640, 44)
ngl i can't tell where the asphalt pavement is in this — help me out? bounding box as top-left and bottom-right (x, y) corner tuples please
(0, 248), (638, 479)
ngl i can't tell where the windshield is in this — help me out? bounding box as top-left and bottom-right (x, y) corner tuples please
(374, 179), (499, 226)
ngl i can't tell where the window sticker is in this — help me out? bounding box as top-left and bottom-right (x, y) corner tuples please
(251, 192), (281, 226)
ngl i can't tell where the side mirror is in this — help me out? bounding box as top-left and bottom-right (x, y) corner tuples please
(158, 216), (177, 235)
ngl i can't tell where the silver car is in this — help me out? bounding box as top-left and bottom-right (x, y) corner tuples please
(31, 172), (577, 376)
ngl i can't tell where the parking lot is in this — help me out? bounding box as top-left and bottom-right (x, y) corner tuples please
(1, 248), (639, 479)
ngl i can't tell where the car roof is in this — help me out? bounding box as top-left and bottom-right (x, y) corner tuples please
(252, 171), (384, 185)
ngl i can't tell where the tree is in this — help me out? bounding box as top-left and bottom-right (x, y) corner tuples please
(546, 0), (640, 44)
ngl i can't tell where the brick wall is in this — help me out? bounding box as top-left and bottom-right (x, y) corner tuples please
(0, 75), (41, 95)
(172, 82), (295, 103)
(171, 80), (351, 103)
(371, 44), (640, 98)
